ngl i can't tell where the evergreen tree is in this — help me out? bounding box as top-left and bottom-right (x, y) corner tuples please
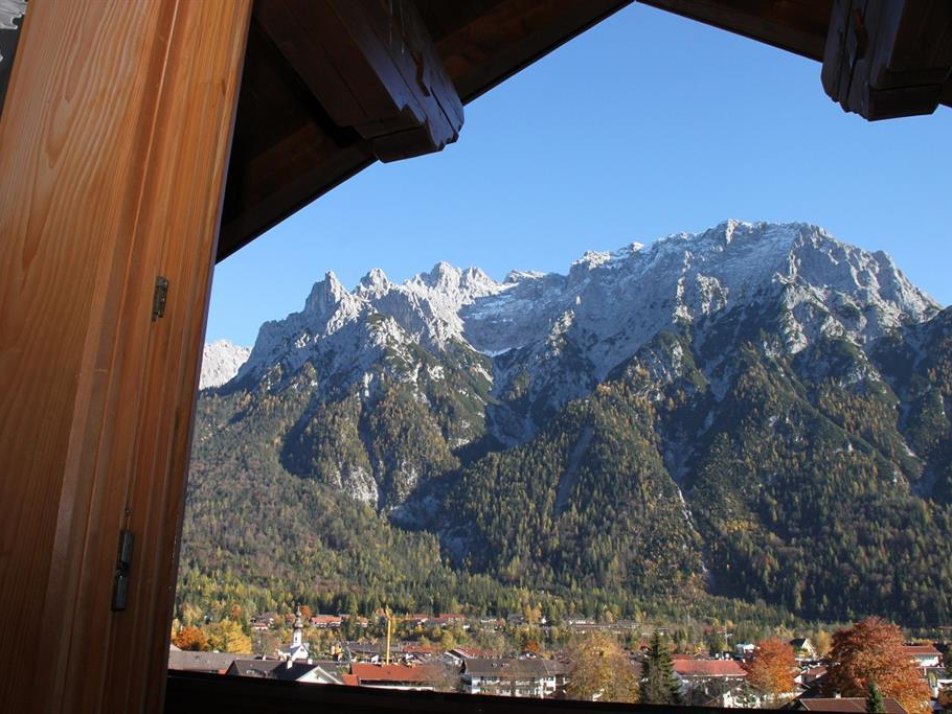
(641, 631), (681, 705)
(866, 681), (886, 714)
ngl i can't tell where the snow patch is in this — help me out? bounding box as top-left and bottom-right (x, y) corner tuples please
(200, 340), (251, 389)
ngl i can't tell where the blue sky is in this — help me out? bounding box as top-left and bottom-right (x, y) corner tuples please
(206, 3), (951, 347)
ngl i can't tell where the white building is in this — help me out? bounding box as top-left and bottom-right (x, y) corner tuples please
(278, 608), (311, 663)
(461, 658), (566, 698)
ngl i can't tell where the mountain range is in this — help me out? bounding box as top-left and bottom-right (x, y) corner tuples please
(186, 221), (952, 626)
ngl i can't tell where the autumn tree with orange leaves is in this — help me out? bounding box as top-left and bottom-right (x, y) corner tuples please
(743, 638), (797, 704)
(172, 625), (208, 651)
(827, 617), (930, 714)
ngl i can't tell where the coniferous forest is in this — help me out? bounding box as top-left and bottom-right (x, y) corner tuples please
(178, 225), (952, 631)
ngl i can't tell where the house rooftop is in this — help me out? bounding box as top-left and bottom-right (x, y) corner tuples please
(227, 659), (285, 678)
(350, 663), (437, 685)
(672, 659), (746, 678)
(168, 650), (240, 674)
(449, 647), (500, 660)
(463, 658), (551, 678)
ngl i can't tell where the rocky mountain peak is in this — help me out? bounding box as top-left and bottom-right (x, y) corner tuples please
(229, 221), (940, 407)
(199, 340), (250, 389)
(304, 270), (349, 314)
(426, 261), (460, 287)
(356, 267), (391, 297)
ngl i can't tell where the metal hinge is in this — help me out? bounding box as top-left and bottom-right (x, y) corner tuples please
(111, 529), (135, 611)
(152, 276), (169, 321)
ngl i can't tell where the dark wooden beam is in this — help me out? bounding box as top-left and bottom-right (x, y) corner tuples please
(255, 0), (464, 163)
(430, 0), (636, 103)
(168, 669), (761, 714)
(0, 0), (26, 120)
(822, 0), (952, 120)
(637, 0), (832, 61)
(217, 0), (633, 262)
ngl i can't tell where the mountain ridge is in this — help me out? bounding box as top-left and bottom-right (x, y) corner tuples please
(227, 220), (937, 445)
(185, 221), (952, 626)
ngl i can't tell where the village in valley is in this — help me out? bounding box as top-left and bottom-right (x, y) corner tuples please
(169, 607), (952, 711)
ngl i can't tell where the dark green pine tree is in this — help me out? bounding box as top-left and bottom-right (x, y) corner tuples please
(945, 658), (952, 714)
(641, 631), (681, 705)
(866, 681), (886, 714)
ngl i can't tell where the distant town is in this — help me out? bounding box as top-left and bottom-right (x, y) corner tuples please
(170, 609), (952, 711)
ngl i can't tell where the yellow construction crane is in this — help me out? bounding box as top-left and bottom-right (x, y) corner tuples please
(384, 606), (393, 665)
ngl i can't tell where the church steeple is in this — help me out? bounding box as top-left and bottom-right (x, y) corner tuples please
(291, 606), (304, 649)
(279, 605), (311, 664)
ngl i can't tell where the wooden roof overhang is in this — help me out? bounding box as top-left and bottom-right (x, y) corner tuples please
(219, 0), (635, 260)
(219, 0), (951, 263)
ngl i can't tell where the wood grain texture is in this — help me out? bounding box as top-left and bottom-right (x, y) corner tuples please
(823, 0), (952, 120)
(255, 0), (464, 162)
(0, 1), (251, 711)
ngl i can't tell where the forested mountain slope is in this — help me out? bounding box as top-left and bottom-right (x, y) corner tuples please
(184, 221), (952, 625)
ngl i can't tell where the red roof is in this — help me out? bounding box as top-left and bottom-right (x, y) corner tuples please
(673, 659), (746, 677)
(902, 645), (940, 657)
(801, 665), (827, 681)
(350, 663), (436, 684)
(310, 615), (342, 625)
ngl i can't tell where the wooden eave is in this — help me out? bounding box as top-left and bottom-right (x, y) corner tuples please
(219, 0), (635, 261)
(219, 0), (950, 263)
(638, 0), (832, 60)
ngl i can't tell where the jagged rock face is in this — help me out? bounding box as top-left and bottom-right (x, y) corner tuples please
(463, 221), (937, 440)
(193, 221), (952, 625)
(211, 221), (943, 497)
(199, 340), (251, 389)
(235, 265), (502, 386)
(233, 221), (936, 413)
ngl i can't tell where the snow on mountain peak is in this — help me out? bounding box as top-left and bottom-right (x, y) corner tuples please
(425, 261), (459, 285)
(505, 269), (548, 283)
(778, 226), (938, 347)
(462, 221), (937, 385)
(199, 340), (251, 389)
(572, 250), (613, 270)
(231, 221), (938, 400)
(358, 267), (390, 296)
(721, 217), (752, 245)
